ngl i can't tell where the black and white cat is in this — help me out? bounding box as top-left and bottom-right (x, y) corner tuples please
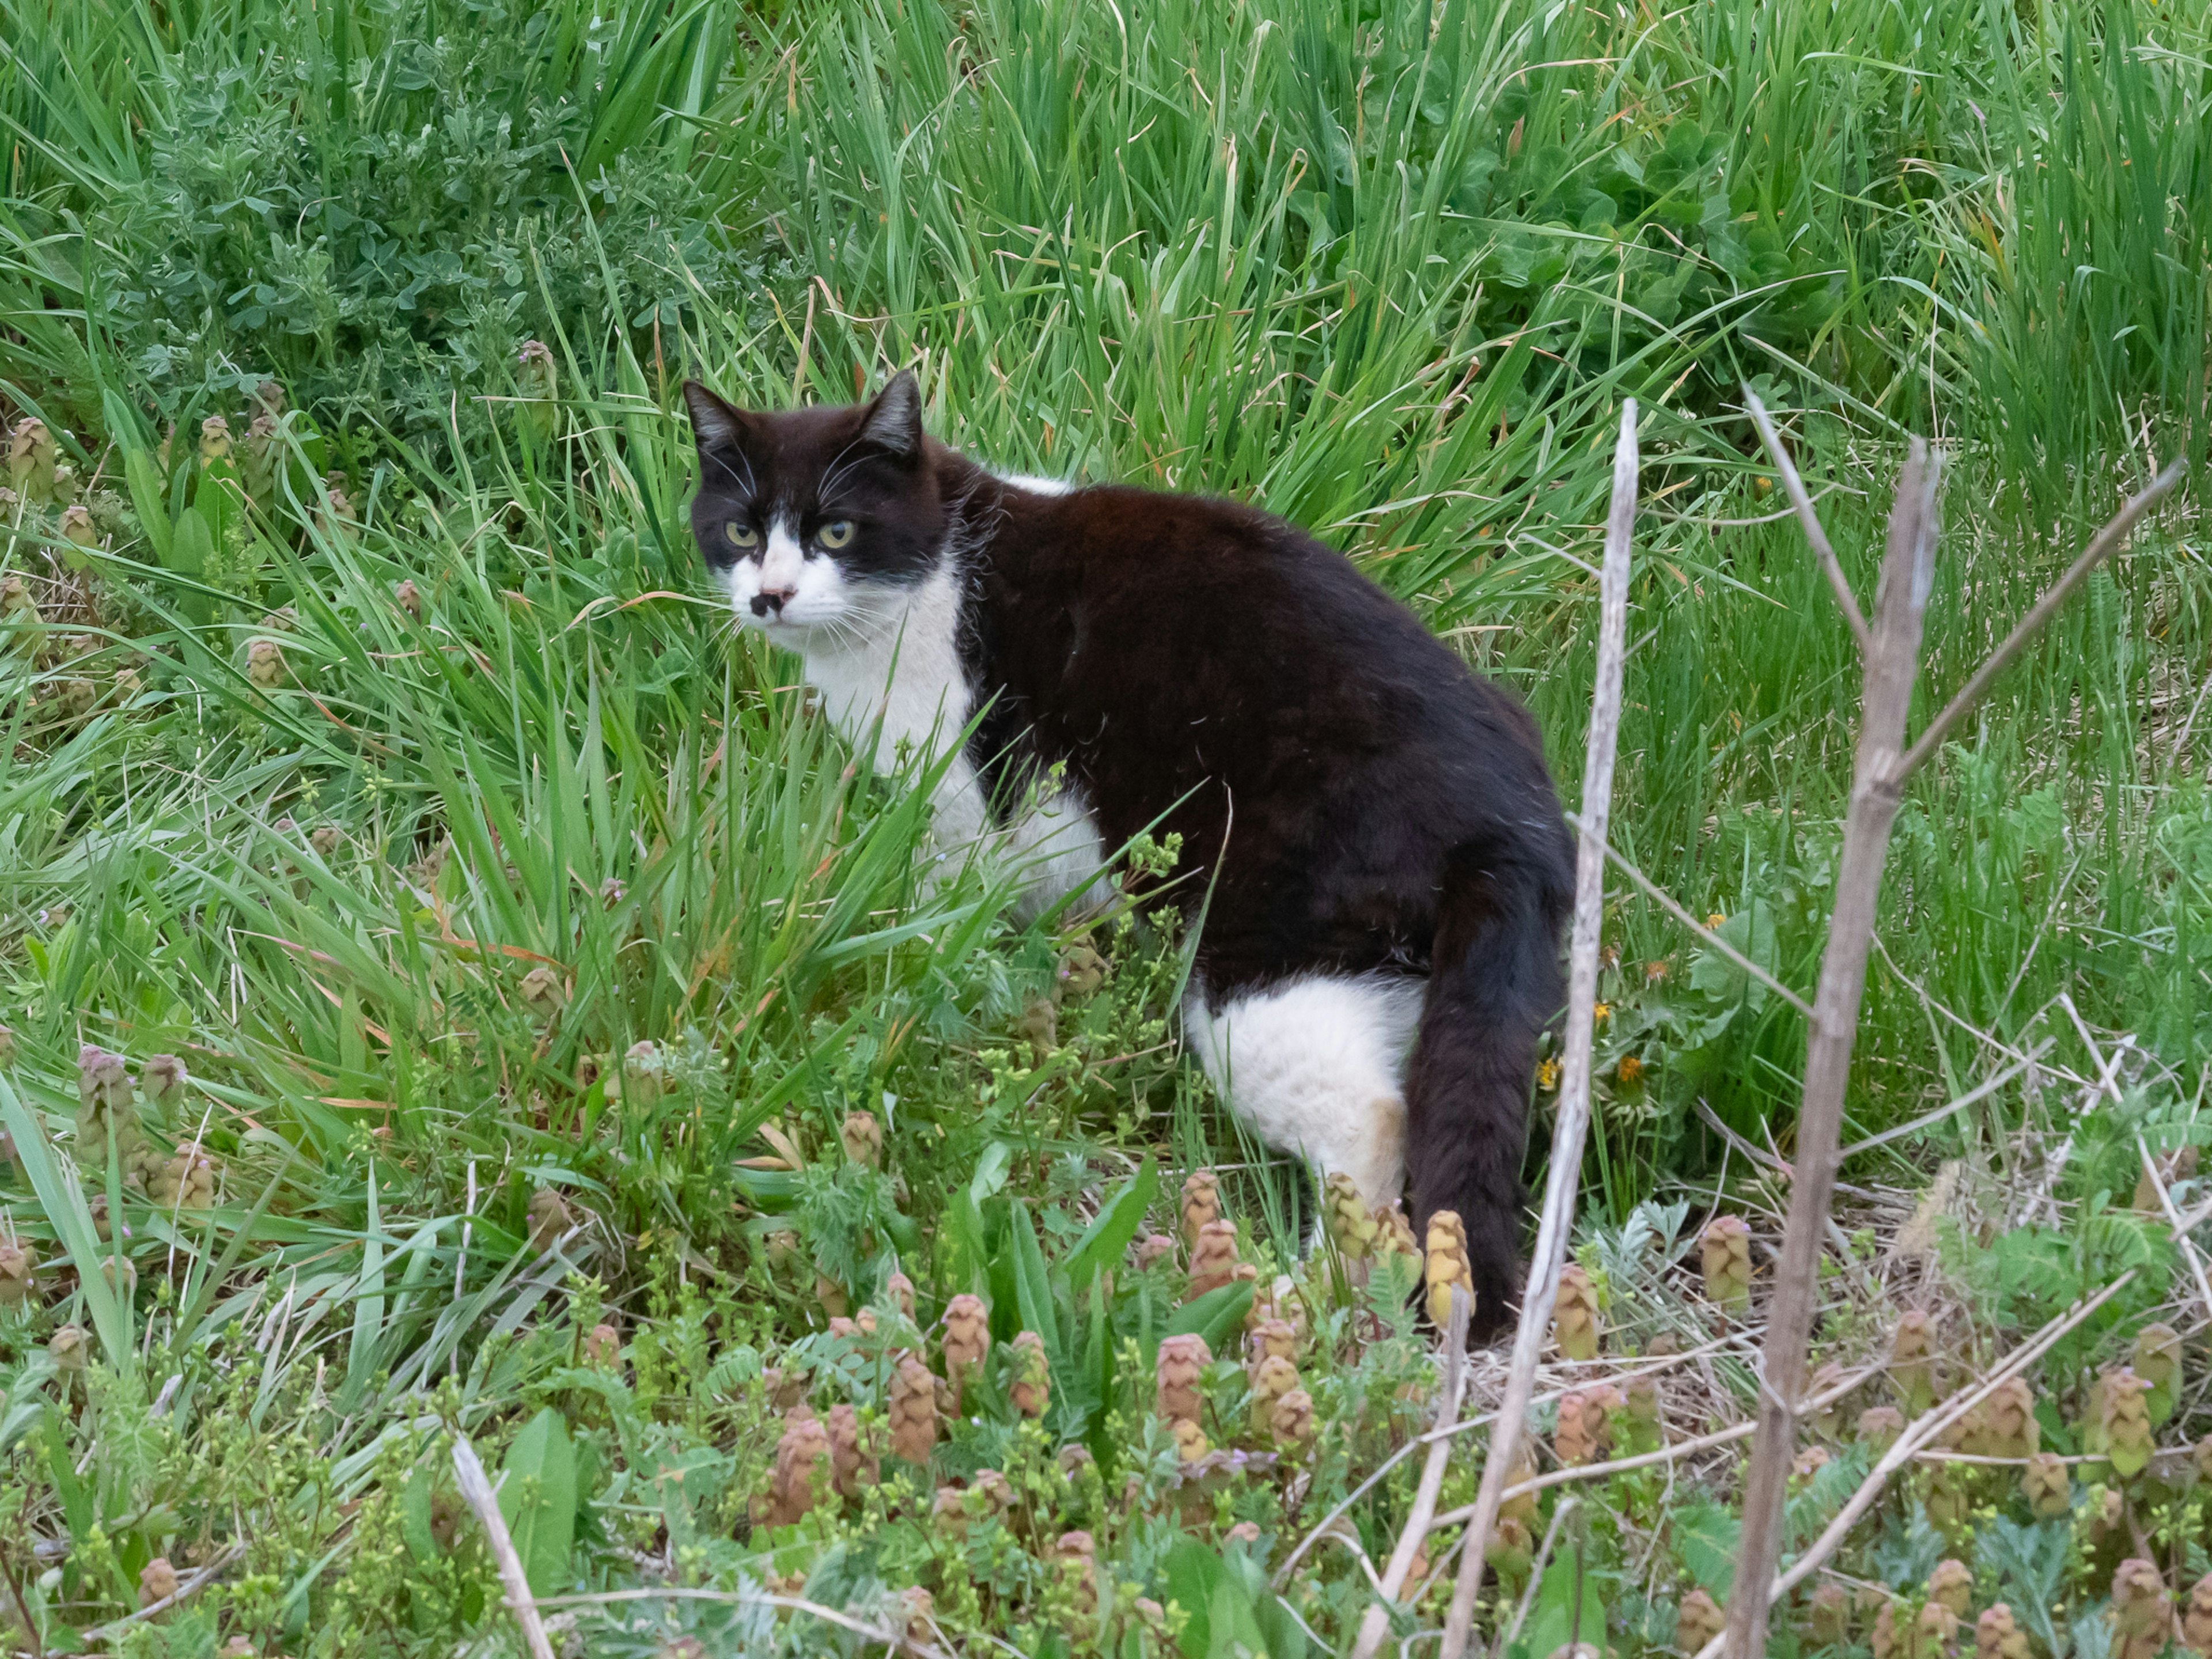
(684, 370), (1572, 1336)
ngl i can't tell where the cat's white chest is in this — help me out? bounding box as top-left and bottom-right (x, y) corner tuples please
(798, 565), (1105, 916)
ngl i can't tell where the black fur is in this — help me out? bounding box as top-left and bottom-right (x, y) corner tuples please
(685, 372), (1574, 1339)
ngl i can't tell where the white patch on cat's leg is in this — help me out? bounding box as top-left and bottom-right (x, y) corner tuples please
(1183, 974), (1425, 1213)
(1004, 778), (1109, 922)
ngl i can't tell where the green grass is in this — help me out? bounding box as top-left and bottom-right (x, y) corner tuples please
(1, 0), (2211, 1651)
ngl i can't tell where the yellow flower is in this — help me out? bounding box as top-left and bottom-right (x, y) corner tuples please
(1706, 912), (1726, 929)
(1592, 1002), (1611, 1024)
(1617, 1054), (1644, 1085)
(1536, 1058), (1561, 1090)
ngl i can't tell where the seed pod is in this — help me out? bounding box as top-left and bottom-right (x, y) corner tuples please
(1249, 1318), (1297, 1369)
(1978, 1605), (2032, 1659)
(2022, 1452), (2071, 1517)
(943, 1293), (990, 1408)
(394, 579), (425, 620)
(889, 1355), (939, 1464)
(2101, 1368), (2154, 1478)
(1871, 1600), (1902, 1659)
(148, 1141), (217, 1210)
(246, 638), (286, 689)
(1423, 1210), (1474, 1328)
(141, 1053), (188, 1111)
(1488, 1513), (1535, 1580)
(1498, 1442), (1541, 1525)
(519, 966), (565, 1021)
(1248, 1354), (1299, 1437)
(1928, 1560), (1974, 1618)
(2112, 1559), (2174, 1659)
(1911, 1603), (1960, 1659)
(839, 1110), (883, 1168)
(103, 1255), (138, 1300)
(199, 415), (233, 466)
(1980, 1377), (2039, 1459)
(517, 340), (559, 442)
(1324, 1172), (1380, 1261)
(621, 1040), (665, 1101)
(1554, 1388), (1616, 1466)
(1809, 1582), (1853, 1646)
(50, 1323), (89, 1372)
(884, 1270), (916, 1321)
(1135, 1232), (1177, 1270)
(140, 1556), (179, 1608)
(1156, 1331), (1211, 1422)
(1188, 1218), (1241, 1300)
(1554, 1263), (1600, 1359)
(1014, 997), (1056, 1051)
(1700, 1215), (1752, 1308)
(76, 1045), (145, 1175)
(827, 1402), (877, 1497)
(0, 1236), (35, 1305)
(240, 414), (279, 503)
(1270, 1388), (1315, 1450)
(815, 1274), (849, 1319)
(761, 1408), (832, 1527)
(1171, 1416), (1210, 1460)
(1678, 1588), (1726, 1653)
(2181, 1575), (2212, 1654)
(1009, 1330), (1051, 1418)
(527, 1187), (573, 1253)
(2088, 1484), (2126, 1542)
(1925, 1461), (1969, 1533)
(1376, 1202), (1420, 1264)
(319, 474), (356, 537)
(1889, 1311), (1937, 1412)
(896, 1587), (935, 1646)
(584, 1323), (620, 1366)
(2135, 1323), (2182, 1422)
(1056, 941), (1107, 1000)
(1180, 1169), (1221, 1245)
(59, 503), (97, 550)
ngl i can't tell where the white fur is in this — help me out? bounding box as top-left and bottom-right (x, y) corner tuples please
(1184, 974), (1426, 1207)
(995, 471), (1075, 497)
(720, 543), (1107, 916)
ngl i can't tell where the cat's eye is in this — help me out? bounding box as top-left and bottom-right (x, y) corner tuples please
(724, 522), (759, 551)
(817, 520), (855, 550)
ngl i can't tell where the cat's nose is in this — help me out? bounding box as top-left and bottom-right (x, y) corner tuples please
(751, 585), (796, 618)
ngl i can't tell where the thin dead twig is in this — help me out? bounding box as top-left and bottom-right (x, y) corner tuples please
(534, 1586), (956, 1658)
(2137, 1134), (2212, 1317)
(1744, 394), (1872, 652)
(453, 1434), (559, 1659)
(1895, 457), (2187, 780)
(1437, 401), (1639, 1659)
(1569, 819), (1812, 1018)
(1691, 1268), (2137, 1659)
(1719, 438), (1941, 1659)
(1839, 1043), (2052, 1160)
(1350, 1286), (1474, 1656)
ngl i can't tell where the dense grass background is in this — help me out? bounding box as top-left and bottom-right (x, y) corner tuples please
(1, 0), (2210, 1650)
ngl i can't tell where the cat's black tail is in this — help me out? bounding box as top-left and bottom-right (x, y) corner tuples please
(1404, 838), (1571, 1342)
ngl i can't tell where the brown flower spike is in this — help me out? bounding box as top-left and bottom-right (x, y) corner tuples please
(1180, 1169), (1221, 1245)
(1008, 1330), (1051, 1419)
(1156, 1332), (1211, 1422)
(1554, 1262), (1600, 1360)
(1423, 1209), (1475, 1328)
(889, 1355), (939, 1465)
(942, 1294), (990, 1410)
(1700, 1214), (1752, 1308)
(1187, 1218), (1241, 1300)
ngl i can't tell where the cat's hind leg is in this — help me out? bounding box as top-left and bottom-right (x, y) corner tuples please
(1183, 973), (1425, 1214)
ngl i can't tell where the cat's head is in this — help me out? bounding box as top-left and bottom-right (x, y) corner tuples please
(682, 370), (948, 640)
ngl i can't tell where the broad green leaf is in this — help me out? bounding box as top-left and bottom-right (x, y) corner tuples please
(498, 1408), (578, 1597)
(1165, 1281), (1253, 1354)
(1063, 1157), (1157, 1289)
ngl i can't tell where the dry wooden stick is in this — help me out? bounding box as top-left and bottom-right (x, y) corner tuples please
(2137, 1134), (2212, 1316)
(1350, 1286), (1474, 1657)
(1691, 1269), (2137, 1659)
(535, 1586), (956, 1658)
(453, 1434), (559, 1659)
(1569, 817), (1813, 1017)
(1429, 1362), (1879, 1528)
(1895, 457), (2186, 780)
(1435, 400), (1639, 1659)
(1717, 440), (1941, 1659)
(1743, 395), (1872, 653)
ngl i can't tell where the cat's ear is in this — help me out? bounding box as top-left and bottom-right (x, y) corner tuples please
(857, 369), (923, 461)
(682, 380), (748, 453)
